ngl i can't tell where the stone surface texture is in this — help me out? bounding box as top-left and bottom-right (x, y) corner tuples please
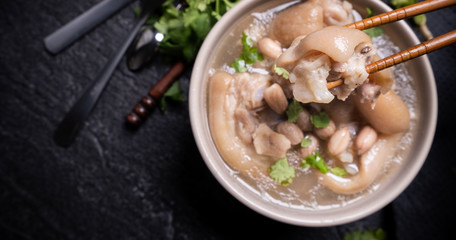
(0, 0), (455, 239)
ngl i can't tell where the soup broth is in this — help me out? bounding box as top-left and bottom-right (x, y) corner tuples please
(206, 0), (417, 210)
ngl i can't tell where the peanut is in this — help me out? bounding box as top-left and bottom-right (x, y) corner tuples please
(355, 125), (378, 155)
(296, 109), (313, 132)
(314, 120), (336, 140)
(276, 121), (304, 145)
(328, 127), (350, 156)
(264, 83), (288, 115)
(298, 134), (319, 158)
(258, 37), (282, 59)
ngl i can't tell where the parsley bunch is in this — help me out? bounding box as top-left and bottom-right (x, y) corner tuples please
(154, 0), (240, 62)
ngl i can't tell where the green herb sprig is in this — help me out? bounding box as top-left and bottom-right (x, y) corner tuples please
(269, 157), (295, 186)
(301, 152), (348, 177)
(286, 98), (303, 123)
(344, 228), (386, 240)
(310, 112), (330, 128)
(160, 81), (185, 111)
(273, 64), (289, 79)
(231, 32), (264, 72)
(154, 0), (241, 62)
(301, 152), (329, 173)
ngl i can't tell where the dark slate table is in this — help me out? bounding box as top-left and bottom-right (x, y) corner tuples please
(1, 0), (455, 239)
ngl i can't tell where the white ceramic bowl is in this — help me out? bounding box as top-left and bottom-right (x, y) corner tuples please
(189, 0), (437, 226)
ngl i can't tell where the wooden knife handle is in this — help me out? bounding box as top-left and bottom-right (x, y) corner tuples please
(126, 61), (186, 127)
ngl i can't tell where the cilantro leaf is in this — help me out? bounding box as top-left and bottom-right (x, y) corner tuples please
(363, 27), (384, 38)
(190, 11), (212, 40)
(300, 137), (312, 148)
(310, 112), (330, 128)
(391, 0), (417, 8)
(330, 167), (348, 177)
(366, 7), (373, 17)
(300, 159), (310, 169)
(231, 32), (264, 72)
(273, 64), (289, 79)
(344, 228), (386, 240)
(231, 59), (247, 73)
(302, 152), (348, 177)
(242, 31), (254, 48)
(269, 157), (295, 186)
(212, 0), (238, 20)
(154, 0), (241, 62)
(241, 47), (263, 64)
(303, 152), (329, 174)
(286, 98), (303, 123)
(160, 81), (185, 111)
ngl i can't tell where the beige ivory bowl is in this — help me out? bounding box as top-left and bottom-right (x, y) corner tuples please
(189, 0), (437, 226)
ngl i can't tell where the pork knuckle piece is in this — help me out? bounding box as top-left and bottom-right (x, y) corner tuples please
(253, 123), (291, 158)
(233, 73), (271, 110)
(320, 134), (401, 194)
(369, 54), (395, 94)
(355, 90), (410, 134)
(234, 107), (257, 144)
(270, 0), (354, 47)
(270, 1), (324, 47)
(313, 0), (354, 26)
(209, 71), (272, 176)
(276, 26), (375, 103)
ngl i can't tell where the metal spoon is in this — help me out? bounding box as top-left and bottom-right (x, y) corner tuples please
(54, 0), (164, 147)
(125, 0), (186, 71)
(126, 26), (163, 71)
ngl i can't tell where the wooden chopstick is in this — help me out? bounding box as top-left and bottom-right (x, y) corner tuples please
(365, 29), (456, 74)
(345, 0), (456, 30)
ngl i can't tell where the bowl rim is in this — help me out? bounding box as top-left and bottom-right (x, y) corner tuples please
(189, 0), (437, 226)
